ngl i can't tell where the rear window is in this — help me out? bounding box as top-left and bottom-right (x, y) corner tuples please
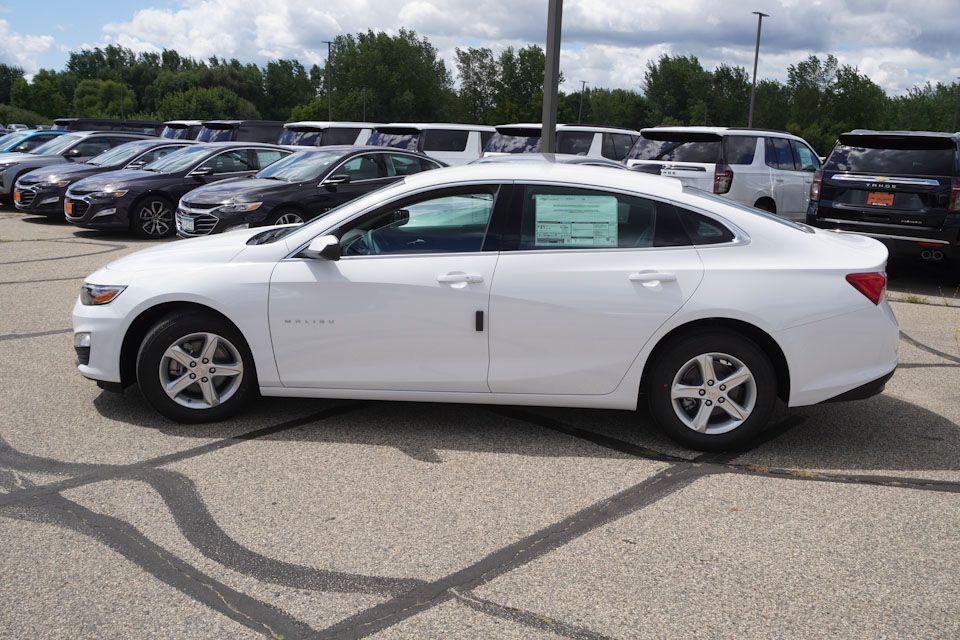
(484, 131), (541, 154)
(278, 128), (322, 146)
(197, 126), (235, 142)
(161, 126), (194, 140)
(368, 130), (421, 151)
(724, 136), (758, 165)
(557, 131), (594, 155)
(423, 129), (469, 152)
(628, 134), (721, 163)
(825, 140), (957, 176)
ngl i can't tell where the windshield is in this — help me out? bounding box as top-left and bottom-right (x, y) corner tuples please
(257, 149), (342, 181)
(161, 125), (194, 140)
(278, 128), (322, 146)
(142, 145), (209, 173)
(30, 133), (82, 156)
(483, 132), (541, 154)
(88, 142), (148, 167)
(825, 143), (956, 176)
(628, 135), (722, 163)
(0, 131), (29, 149)
(368, 131), (420, 151)
(196, 126), (235, 142)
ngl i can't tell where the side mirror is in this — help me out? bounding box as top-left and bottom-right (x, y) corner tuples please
(300, 235), (341, 261)
(190, 166), (215, 177)
(322, 174), (351, 191)
(390, 209), (410, 225)
(127, 160), (146, 169)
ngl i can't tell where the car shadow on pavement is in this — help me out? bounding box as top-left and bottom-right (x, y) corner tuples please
(92, 388), (960, 475)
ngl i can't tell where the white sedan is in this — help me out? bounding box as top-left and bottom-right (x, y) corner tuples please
(73, 162), (898, 450)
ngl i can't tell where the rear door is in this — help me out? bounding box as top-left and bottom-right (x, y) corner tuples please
(765, 137), (805, 217)
(816, 134), (957, 234)
(487, 184), (704, 395)
(789, 139), (821, 212)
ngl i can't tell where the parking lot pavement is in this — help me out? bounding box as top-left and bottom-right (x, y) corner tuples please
(2, 209), (960, 639)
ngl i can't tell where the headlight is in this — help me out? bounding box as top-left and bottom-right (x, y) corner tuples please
(80, 284), (126, 306)
(0, 163), (15, 170)
(44, 177), (70, 187)
(90, 189), (127, 199)
(216, 201), (262, 213)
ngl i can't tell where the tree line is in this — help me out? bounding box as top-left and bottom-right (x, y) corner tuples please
(2, 29), (958, 154)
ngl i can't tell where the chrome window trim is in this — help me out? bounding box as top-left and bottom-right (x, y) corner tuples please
(830, 174), (942, 187)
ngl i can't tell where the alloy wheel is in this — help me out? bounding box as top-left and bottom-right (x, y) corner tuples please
(275, 212), (305, 225)
(670, 352), (757, 435)
(139, 200), (172, 237)
(158, 332), (244, 409)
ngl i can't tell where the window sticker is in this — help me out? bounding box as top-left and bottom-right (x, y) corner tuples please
(533, 194), (618, 247)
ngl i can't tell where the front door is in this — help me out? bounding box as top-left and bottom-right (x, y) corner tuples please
(488, 185), (705, 395)
(269, 184), (503, 391)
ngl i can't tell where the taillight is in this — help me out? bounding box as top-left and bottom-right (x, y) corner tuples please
(810, 168), (823, 202)
(713, 164), (733, 194)
(845, 272), (886, 305)
(949, 177), (960, 212)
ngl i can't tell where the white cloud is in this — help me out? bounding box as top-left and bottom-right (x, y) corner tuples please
(0, 19), (54, 74)
(26, 0), (960, 94)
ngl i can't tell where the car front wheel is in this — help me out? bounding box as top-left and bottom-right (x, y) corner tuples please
(646, 331), (777, 451)
(136, 311), (258, 422)
(133, 196), (175, 239)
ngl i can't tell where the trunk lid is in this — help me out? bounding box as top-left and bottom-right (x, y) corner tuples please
(626, 129), (721, 192)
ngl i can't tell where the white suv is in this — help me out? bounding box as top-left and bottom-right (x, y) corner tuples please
(483, 124), (640, 161)
(625, 127), (821, 220)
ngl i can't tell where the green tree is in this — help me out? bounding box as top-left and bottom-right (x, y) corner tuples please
(455, 47), (498, 123)
(644, 55), (712, 125)
(263, 59), (315, 120)
(154, 86), (259, 120)
(0, 64), (24, 105)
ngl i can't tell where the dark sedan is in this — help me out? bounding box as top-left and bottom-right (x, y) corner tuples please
(14, 138), (196, 217)
(64, 142), (291, 238)
(176, 146), (443, 237)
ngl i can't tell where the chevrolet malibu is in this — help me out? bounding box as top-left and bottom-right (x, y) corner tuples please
(73, 163), (899, 450)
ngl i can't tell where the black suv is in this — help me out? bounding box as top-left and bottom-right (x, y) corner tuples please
(177, 146), (443, 237)
(64, 142), (290, 238)
(808, 130), (960, 263)
(14, 139), (195, 217)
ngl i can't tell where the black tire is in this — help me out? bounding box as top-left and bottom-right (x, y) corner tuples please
(646, 330), (777, 451)
(265, 207), (306, 226)
(754, 198), (776, 214)
(136, 311), (258, 423)
(132, 195), (176, 239)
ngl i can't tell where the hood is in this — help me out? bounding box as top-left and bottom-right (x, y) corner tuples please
(19, 162), (98, 183)
(183, 177), (288, 204)
(0, 152), (37, 165)
(71, 168), (160, 191)
(104, 227), (269, 274)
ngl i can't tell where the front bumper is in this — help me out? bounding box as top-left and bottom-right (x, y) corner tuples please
(176, 204), (268, 238)
(13, 183), (67, 215)
(72, 297), (127, 383)
(64, 194), (132, 230)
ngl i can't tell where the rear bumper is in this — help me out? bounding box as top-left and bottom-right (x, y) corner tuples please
(807, 207), (960, 260)
(820, 368), (895, 403)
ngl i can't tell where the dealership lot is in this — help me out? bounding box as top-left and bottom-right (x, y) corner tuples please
(1, 209), (959, 638)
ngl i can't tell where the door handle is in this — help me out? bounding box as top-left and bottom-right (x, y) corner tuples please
(629, 271), (677, 284)
(437, 273), (484, 284)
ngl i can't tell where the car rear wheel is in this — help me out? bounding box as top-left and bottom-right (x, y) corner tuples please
(133, 196), (175, 239)
(266, 208), (305, 226)
(136, 311), (258, 423)
(646, 331), (777, 451)
(754, 198), (776, 214)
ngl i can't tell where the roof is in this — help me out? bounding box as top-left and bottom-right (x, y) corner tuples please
(284, 121), (382, 129)
(193, 141), (289, 149)
(375, 123), (496, 132)
(284, 144), (433, 158)
(473, 153), (627, 169)
(400, 159), (681, 196)
(494, 123), (641, 135)
(200, 120), (286, 127)
(842, 129), (959, 139)
(641, 125), (804, 140)
(163, 120), (202, 126)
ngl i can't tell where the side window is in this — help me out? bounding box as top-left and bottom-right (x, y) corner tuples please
(322, 128), (362, 145)
(135, 145), (182, 165)
(556, 131), (594, 155)
(71, 138), (113, 157)
(676, 207), (736, 245)
(384, 153), (426, 177)
(105, 136), (137, 148)
(199, 149), (255, 174)
(791, 141), (819, 172)
(724, 136), (758, 165)
(480, 130), (494, 149)
(766, 137), (797, 170)
(422, 129), (470, 152)
(336, 155), (383, 181)
(252, 149), (285, 169)
(15, 135), (54, 152)
(516, 185), (690, 250)
(601, 133), (636, 161)
(338, 187), (497, 256)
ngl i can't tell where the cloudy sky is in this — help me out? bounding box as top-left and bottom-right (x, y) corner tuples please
(1, 0), (958, 93)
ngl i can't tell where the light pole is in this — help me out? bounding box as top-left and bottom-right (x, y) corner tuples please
(118, 56), (125, 121)
(577, 80), (588, 123)
(953, 77), (960, 132)
(322, 40), (334, 120)
(747, 11), (769, 128)
(540, 0), (563, 152)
